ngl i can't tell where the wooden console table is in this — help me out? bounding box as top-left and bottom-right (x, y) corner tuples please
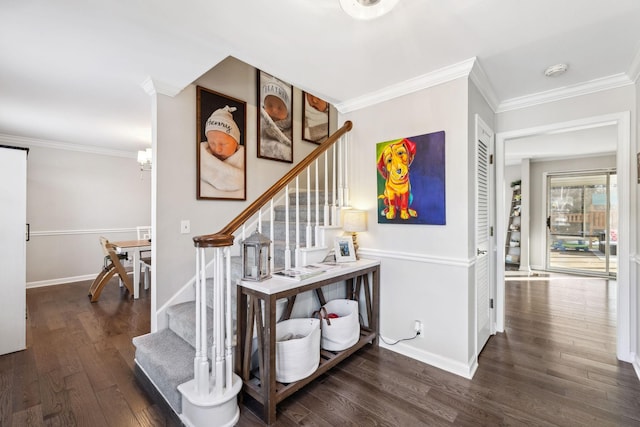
(236, 258), (380, 424)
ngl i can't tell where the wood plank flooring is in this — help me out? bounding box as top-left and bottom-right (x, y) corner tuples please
(1, 274), (639, 426)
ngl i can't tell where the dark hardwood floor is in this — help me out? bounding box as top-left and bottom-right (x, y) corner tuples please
(1, 274), (639, 426)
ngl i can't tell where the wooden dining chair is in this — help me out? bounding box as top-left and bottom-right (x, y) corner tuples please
(136, 226), (152, 290)
(88, 237), (134, 302)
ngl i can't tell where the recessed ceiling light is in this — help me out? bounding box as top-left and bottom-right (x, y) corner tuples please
(544, 63), (568, 77)
(339, 0), (399, 20)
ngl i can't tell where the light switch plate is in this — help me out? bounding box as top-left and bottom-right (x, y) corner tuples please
(180, 220), (190, 234)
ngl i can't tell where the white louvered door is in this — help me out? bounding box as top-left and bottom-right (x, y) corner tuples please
(476, 116), (493, 356)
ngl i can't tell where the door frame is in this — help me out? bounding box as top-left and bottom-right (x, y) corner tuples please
(495, 111), (634, 363)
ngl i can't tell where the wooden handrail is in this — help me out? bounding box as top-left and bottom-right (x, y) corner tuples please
(193, 120), (353, 248)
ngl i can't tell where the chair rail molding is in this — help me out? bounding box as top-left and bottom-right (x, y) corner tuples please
(358, 247), (473, 268)
(30, 227), (138, 237)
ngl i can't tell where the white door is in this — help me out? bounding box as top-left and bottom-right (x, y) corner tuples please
(475, 116), (494, 357)
(0, 146), (27, 355)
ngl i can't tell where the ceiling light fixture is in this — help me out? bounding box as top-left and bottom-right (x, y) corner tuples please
(544, 63), (568, 77)
(339, 0), (399, 20)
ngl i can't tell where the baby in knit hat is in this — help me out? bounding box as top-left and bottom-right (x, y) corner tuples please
(199, 105), (245, 199)
(259, 73), (293, 161)
(303, 93), (329, 143)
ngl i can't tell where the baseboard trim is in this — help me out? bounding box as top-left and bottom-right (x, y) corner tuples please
(379, 334), (475, 379)
(27, 274), (97, 288)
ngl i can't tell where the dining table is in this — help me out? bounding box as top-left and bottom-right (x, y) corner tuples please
(110, 239), (151, 299)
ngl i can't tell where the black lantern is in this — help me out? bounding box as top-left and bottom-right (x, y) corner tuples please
(241, 229), (272, 281)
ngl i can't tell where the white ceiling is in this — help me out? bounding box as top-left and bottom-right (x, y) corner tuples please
(1, 0), (639, 154)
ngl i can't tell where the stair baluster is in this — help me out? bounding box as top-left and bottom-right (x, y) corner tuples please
(306, 168), (312, 249)
(224, 247), (233, 390)
(214, 247), (223, 395)
(284, 185), (292, 270)
(343, 132), (350, 207)
(324, 151), (330, 226)
(295, 176), (300, 267)
(332, 143), (338, 225)
(194, 247), (209, 394)
(269, 199), (275, 273)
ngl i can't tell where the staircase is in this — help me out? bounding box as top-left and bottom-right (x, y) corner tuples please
(133, 122), (353, 426)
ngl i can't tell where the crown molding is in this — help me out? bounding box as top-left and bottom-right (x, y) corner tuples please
(0, 133), (135, 158)
(335, 57), (476, 113)
(628, 45), (640, 83)
(141, 76), (183, 97)
(469, 59), (499, 112)
(497, 73), (634, 113)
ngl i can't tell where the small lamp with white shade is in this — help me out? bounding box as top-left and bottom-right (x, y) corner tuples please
(342, 209), (367, 259)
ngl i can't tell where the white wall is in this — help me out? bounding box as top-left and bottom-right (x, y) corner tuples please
(340, 77), (478, 377)
(154, 57), (330, 312)
(15, 144), (151, 286)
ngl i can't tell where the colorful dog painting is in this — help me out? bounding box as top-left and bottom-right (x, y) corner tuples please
(377, 138), (418, 220)
(376, 131), (445, 225)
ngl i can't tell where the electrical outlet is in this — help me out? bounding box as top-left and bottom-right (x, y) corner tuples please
(180, 220), (190, 234)
(414, 320), (423, 336)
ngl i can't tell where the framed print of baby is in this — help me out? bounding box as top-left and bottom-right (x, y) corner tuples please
(196, 86), (247, 200)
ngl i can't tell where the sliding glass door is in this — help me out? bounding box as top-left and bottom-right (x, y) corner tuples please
(546, 170), (617, 277)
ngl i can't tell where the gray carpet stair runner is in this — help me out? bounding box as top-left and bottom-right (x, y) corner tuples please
(133, 190), (329, 415)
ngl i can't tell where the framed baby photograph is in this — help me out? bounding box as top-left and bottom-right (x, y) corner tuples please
(334, 236), (356, 263)
(302, 91), (330, 144)
(257, 70), (293, 163)
(196, 86), (247, 200)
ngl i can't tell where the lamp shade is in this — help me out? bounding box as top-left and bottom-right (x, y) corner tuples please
(343, 209), (367, 233)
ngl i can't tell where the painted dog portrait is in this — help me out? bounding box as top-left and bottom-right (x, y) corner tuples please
(376, 131), (445, 225)
(377, 138), (417, 220)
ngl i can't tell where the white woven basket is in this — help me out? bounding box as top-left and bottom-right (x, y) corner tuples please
(275, 318), (320, 383)
(319, 299), (360, 351)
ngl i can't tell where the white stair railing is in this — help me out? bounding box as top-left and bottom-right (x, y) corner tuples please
(184, 121), (352, 427)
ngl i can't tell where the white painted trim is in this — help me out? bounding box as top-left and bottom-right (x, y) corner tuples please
(380, 336), (477, 379)
(358, 248), (472, 268)
(155, 275), (197, 332)
(511, 150), (618, 167)
(495, 111), (634, 362)
(633, 353), (640, 381)
(27, 274), (96, 288)
(628, 45), (640, 83)
(497, 74), (633, 113)
(30, 227), (137, 237)
(0, 133), (137, 158)
(141, 76), (183, 97)
(335, 57), (476, 113)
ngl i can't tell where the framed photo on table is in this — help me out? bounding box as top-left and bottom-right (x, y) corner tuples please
(302, 92), (330, 144)
(257, 70), (293, 163)
(334, 236), (356, 263)
(196, 86), (246, 201)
